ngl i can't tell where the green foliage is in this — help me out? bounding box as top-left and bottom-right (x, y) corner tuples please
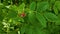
(37, 1), (49, 12)
(0, 0), (60, 34)
(53, 6), (58, 15)
(44, 12), (58, 22)
(55, 1), (60, 10)
(30, 2), (36, 11)
(7, 11), (17, 18)
(28, 11), (36, 24)
(56, 14), (60, 25)
(36, 13), (47, 28)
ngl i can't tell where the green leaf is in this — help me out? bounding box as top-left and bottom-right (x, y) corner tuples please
(0, 22), (4, 34)
(56, 14), (60, 25)
(44, 12), (58, 22)
(36, 13), (46, 28)
(8, 31), (17, 34)
(53, 6), (58, 15)
(36, 29), (46, 34)
(0, 3), (5, 9)
(35, 0), (41, 1)
(37, 2), (49, 12)
(0, 15), (4, 21)
(33, 27), (47, 34)
(13, 17), (24, 22)
(25, 25), (47, 34)
(50, 0), (55, 4)
(56, 19), (60, 25)
(7, 11), (17, 18)
(19, 3), (25, 9)
(18, 3), (25, 13)
(20, 24), (28, 34)
(26, 26), (33, 34)
(0, 11), (4, 21)
(55, 1), (60, 10)
(30, 2), (36, 11)
(28, 11), (36, 24)
(9, 5), (18, 11)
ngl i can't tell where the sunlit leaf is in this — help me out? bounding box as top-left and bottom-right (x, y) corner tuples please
(53, 6), (58, 15)
(55, 1), (60, 10)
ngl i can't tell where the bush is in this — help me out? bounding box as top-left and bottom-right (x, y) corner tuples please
(0, 0), (60, 34)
